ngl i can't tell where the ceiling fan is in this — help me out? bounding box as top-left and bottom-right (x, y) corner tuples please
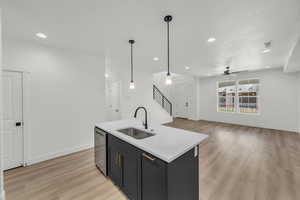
(223, 66), (248, 76)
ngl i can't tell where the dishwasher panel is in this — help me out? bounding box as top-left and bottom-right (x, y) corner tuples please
(94, 127), (107, 176)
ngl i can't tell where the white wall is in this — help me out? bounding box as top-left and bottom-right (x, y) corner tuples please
(298, 73), (300, 133)
(198, 69), (299, 132)
(284, 36), (300, 73)
(153, 72), (198, 120)
(105, 56), (173, 126)
(2, 38), (106, 164)
(120, 70), (173, 126)
(0, 10), (5, 200)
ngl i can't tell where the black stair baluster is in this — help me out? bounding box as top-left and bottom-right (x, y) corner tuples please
(152, 85), (172, 116)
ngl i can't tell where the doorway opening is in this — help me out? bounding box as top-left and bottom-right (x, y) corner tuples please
(106, 81), (121, 121)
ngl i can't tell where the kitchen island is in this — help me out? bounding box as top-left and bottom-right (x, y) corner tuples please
(95, 119), (208, 200)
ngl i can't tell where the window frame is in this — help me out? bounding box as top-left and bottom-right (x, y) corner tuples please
(216, 78), (261, 115)
(236, 78), (261, 115)
(216, 80), (237, 114)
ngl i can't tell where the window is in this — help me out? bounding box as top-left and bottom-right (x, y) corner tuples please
(217, 79), (260, 114)
(237, 79), (259, 114)
(218, 81), (236, 113)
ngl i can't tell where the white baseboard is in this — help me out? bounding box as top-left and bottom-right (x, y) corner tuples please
(27, 144), (93, 166)
(0, 190), (5, 200)
(197, 118), (298, 133)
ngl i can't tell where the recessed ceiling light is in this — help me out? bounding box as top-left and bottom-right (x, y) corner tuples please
(207, 37), (216, 43)
(153, 57), (159, 61)
(207, 73), (212, 76)
(36, 32), (47, 39)
(104, 73), (109, 78)
(265, 66), (271, 69)
(185, 66), (190, 70)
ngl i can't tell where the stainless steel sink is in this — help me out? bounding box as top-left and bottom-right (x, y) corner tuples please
(117, 127), (155, 139)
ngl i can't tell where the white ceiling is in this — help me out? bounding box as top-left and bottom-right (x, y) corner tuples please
(2, 0), (300, 76)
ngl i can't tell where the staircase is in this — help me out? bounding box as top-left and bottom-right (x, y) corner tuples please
(153, 85), (172, 116)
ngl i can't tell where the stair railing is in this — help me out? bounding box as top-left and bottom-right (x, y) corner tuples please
(153, 85), (172, 116)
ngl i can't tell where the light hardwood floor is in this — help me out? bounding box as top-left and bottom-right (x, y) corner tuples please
(4, 118), (300, 200)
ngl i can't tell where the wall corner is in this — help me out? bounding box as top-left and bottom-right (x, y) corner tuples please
(0, 8), (5, 200)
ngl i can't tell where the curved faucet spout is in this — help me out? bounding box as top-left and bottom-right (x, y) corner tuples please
(134, 107), (148, 129)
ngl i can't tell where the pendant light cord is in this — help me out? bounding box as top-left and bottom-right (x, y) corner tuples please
(164, 15), (172, 76)
(167, 21), (170, 76)
(129, 40), (135, 82)
(131, 42), (133, 82)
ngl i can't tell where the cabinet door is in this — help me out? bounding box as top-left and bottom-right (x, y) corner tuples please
(122, 146), (140, 200)
(108, 135), (140, 200)
(141, 153), (167, 200)
(108, 146), (122, 187)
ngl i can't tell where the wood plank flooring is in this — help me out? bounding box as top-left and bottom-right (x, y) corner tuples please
(4, 118), (300, 200)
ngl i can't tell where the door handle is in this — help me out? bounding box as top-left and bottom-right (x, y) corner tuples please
(118, 154), (122, 168)
(16, 122), (22, 127)
(115, 153), (122, 168)
(115, 152), (119, 166)
(142, 153), (156, 161)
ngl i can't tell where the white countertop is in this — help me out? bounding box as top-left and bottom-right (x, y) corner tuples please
(96, 119), (208, 163)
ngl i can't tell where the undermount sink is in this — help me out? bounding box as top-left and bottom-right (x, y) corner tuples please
(117, 127), (155, 139)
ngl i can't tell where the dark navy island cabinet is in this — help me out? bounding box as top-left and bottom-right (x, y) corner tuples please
(107, 134), (199, 200)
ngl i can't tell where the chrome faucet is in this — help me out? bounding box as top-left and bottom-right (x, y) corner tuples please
(134, 107), (148, 129)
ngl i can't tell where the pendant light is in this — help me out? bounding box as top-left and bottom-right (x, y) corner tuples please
(129, 39), (135, 89)
(164, 15), (173, 85)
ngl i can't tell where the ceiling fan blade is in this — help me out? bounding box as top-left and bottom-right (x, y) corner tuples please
(231, 70), (248, 74)
(222, 72), (234, 76)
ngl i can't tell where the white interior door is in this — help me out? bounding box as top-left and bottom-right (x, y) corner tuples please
(107, 82), (121, 121)
(2, 71), (24, 170)
(174, 83), (190, 118)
